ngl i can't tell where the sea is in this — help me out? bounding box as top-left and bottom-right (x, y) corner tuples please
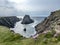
(10, 16), (45, 38)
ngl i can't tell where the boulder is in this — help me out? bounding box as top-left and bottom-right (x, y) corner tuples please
(0, 16), (21, 28)
(23, 28), (26, 32)
(21, 15), (34, 24)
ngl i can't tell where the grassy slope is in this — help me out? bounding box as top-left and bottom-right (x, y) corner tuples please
(0, 26), (60, 45)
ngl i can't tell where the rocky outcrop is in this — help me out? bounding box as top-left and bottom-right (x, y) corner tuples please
(0, 16), (21, 28)
(35, 10), (60, 34)
(21, 15), (34, 24)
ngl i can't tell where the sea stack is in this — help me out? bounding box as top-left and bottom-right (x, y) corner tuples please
(21, 15), (34, 24)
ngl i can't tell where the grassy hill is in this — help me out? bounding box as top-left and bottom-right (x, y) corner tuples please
(0, 26), (60, 45)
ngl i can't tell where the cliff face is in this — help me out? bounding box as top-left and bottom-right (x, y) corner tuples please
(0, 16), (21, 28)
(35, 10), (60, 34)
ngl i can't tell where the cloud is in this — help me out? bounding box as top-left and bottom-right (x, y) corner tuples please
(0, 0), (25, 16)
(0, 6), (15, 16)
(0, 6), (25, 16)
(26, 0), (60, 11)
(8, 0), (60, 16)
(0, 0), (60, 16)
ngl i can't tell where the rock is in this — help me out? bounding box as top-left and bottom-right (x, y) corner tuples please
(35, 10), (60, 34)
(21, 15), (34, 24)
(0, 16), (21, 28)
(23, 28), (26, 32)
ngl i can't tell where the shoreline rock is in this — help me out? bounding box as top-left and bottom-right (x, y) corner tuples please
(0, 16), (21, 28)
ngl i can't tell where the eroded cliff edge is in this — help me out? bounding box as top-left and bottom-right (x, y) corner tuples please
(35, 10), (60, 34)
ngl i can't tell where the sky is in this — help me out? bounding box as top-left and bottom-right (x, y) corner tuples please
(0, 0), (60, 17)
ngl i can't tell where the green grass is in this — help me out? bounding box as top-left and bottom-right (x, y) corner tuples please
(0, 26), (60, 45)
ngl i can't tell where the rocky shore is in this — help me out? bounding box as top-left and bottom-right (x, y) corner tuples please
(35, 10), (60, 34)
(0, 16), (21, 28)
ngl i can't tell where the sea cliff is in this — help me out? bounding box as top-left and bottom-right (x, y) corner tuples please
(35, 10), (60, 34)
(0, 16), (21, 28)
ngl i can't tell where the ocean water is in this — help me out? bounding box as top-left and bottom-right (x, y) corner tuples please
(10, 17), (45, 38)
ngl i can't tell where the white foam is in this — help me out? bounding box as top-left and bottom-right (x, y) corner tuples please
(10, 20), (37, 38)
(17, 16), (23, 19)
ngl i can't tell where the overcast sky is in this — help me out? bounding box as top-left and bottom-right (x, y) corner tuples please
(0, 0), (60, 17)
